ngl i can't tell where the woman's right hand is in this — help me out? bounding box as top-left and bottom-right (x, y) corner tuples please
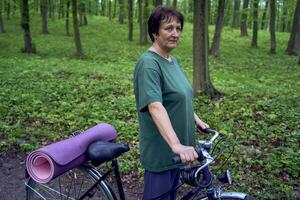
(171, 143), (198, 163)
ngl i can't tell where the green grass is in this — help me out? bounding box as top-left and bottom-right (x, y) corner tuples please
(0, 15), (299, 199)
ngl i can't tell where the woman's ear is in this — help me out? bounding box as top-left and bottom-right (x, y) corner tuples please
(152, 33), (158, 40)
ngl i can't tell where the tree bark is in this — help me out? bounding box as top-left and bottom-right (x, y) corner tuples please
(269, 0), (276, 53)
(6, 0), (10, 20)
(232, 0), (240, 28)
(94, 0), (98, 16)
(100, 0), (104, 16)
(240, 0), (249, 37)
(108, 0), (112, 20)
(172, 0), (177, 8)
(40, 0), (49, 34)
(251, 0), (258, 47)
(113, 0), (117, 18)
(58, 0), (65, 18)
(71, 0), (83, 58)
(139, 0), (148, 45)
(12, 0), (17, 16)
(118, 0), (125, 24)
(48, 0), (52, 19)
(280, 1), (287, 32)
(128, 0), (133, 41)
(286, 0), (300, 55)
(193, 0), (220, 98)
(79, 2), (88, 26)
(260, 0), (268, 30)
(0, 0), (4, 33)
(20, 0), (35, 53)
(210, 0), (225, 57)
(65, 0), (70, 36)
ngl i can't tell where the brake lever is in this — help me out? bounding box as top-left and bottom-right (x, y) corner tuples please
(194, 150), (214, 183)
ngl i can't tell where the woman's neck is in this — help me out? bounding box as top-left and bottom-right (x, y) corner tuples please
(149, 43), (171, 60)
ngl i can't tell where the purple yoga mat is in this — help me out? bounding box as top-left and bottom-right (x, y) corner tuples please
(26, 123), (117, 184)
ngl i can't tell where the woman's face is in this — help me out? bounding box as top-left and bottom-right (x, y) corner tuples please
(153, 17), (182, 52)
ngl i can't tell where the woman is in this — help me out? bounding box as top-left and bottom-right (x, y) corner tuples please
(134, 6), (209, 200)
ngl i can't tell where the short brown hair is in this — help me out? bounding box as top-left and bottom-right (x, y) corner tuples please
(148, 6), (184, 42)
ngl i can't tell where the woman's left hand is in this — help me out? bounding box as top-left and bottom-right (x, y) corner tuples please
(194, 113), (209, 133)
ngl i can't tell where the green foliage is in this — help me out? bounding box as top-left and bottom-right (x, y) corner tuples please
(0, 14), (299, 199)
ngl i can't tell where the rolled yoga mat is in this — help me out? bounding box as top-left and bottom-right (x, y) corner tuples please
(26, 123), (117, 184)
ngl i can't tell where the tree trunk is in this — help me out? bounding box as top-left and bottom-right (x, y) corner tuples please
(280, 1), (287, 32)
(139, 0), (148, 45)
(118, 0), (125, 24)
(48, 0), (52, 19)
(40, 0), (49, 34)
(12, 0), (17, 16)
(138, 0), (142, 40)
(71, 0), (83, 58)
(58, 0), (64, 18)
(0, 0), (4, 33)
(108, 0), (112, 20)
(5, 0), (10, 20)
(223, 1), (230, 26)
(286, 0), (300, 55)
(251, 0), (258, 47)
(269, 0), (276, 53)
(20, 0), (36, 53)
(79, 2), (88, 26)
(88, 0), (92, 15)
(210, 0), (225, 57)
(260, 0), (268, 30)
(172, 0), (177, 8)
(113, 0), (117, 18)
(240, 0), (249, 37)
(65, 0), (70, 36)
(232, 0), (240, 28)
(100, 0), (104, 16)
(95, 0), (98, 16)
(193, 0), (220, 98)
(128, 0), (133, 41)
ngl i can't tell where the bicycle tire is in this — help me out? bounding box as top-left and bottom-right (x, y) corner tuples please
(25, 164), (117, 200)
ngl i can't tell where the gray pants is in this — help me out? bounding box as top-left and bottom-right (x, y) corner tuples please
(142, 168), (180, 200)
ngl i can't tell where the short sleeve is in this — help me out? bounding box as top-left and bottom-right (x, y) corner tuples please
(136, 64), (162, 112)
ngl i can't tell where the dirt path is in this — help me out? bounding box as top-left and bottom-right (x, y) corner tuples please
(0, 149), (26, 200)
(0, 149), (142, 200)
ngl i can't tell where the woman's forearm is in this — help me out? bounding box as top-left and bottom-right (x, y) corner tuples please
(148, 102), (198, 163)
(148, 102), (180, 150)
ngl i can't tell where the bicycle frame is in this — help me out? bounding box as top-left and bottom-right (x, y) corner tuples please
(78, 160), (126, 200)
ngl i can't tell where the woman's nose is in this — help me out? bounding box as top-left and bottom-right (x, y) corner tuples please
(171, 29), (180, 37)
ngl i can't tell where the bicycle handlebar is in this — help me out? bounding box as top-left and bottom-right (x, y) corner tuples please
(172, 128), (219, 164)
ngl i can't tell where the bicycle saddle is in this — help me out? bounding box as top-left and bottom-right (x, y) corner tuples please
(87, 141), (129, 165)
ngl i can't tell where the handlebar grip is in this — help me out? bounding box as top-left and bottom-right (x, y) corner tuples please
(172, 147), (204, 164)
(172, 156), (181, 164)
(202, 128), (216, 134)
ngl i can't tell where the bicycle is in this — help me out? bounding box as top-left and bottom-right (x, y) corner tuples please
(25, 128), (256, 200)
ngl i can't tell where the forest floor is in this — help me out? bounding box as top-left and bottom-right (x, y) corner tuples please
(0, 148), (143, 200)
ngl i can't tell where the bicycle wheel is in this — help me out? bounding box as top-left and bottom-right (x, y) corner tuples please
(25, 164), (117, 200)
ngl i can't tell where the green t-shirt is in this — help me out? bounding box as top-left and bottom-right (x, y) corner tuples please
(134, 51), (195, 172)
